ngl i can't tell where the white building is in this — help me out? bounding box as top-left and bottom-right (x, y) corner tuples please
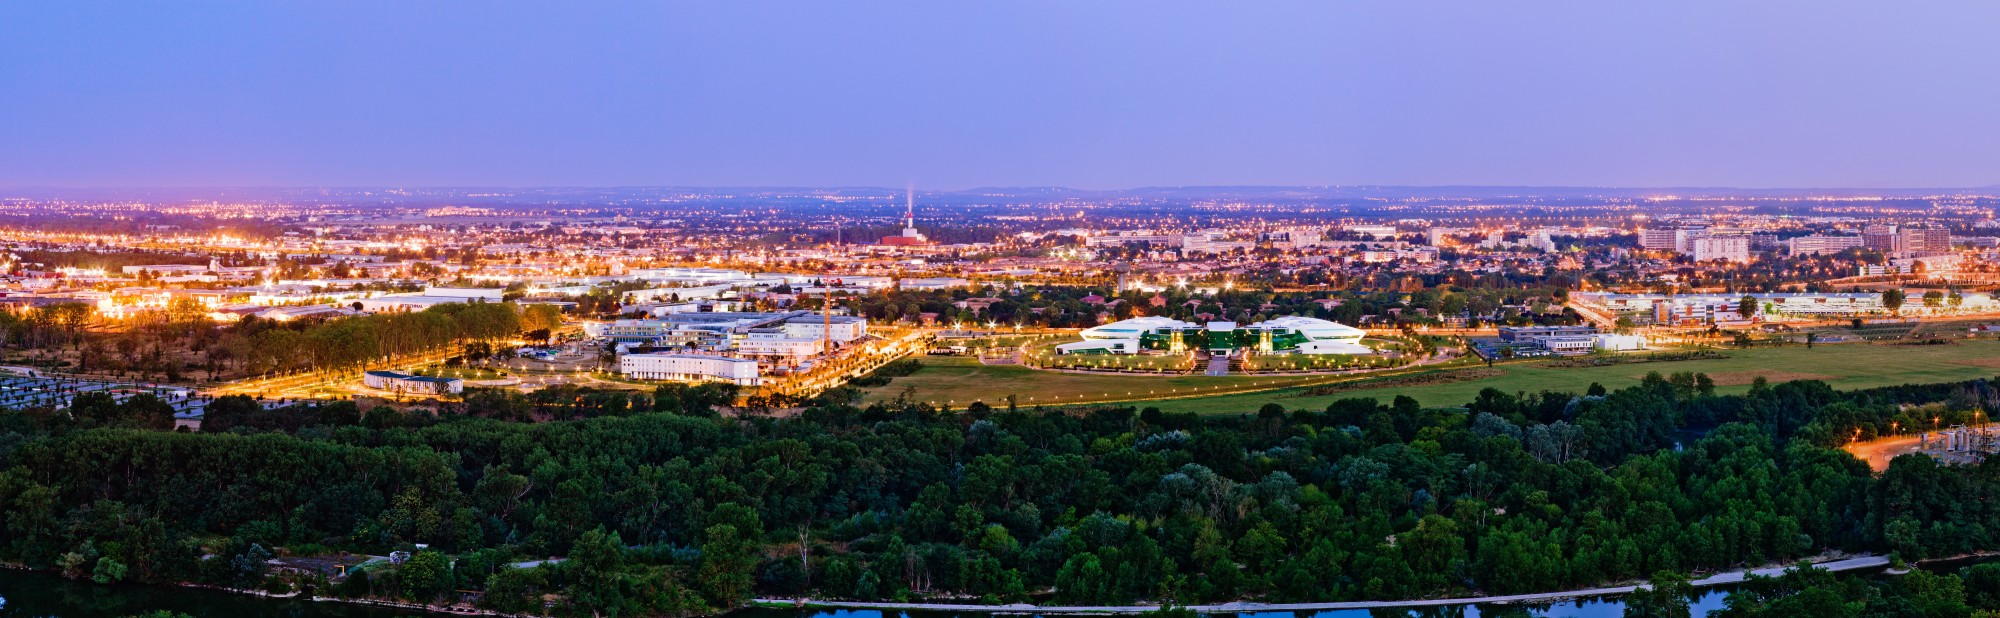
(1181, 230), (1258, 254)
(900, 277), (970, 291)
(630, 267), (750, 282)
(781, 315), (869, 343)
(1345, 224), (1398, 238)
(423, 286), (504, 301)
(1593, 333), (1647, 351)
(1691, 236), (1750, 263)
(619, 353), (761, 386)
(1638, 228), (1680, 251)
(1674, 228), (1712, 253)
(1787, 234), (1864, 256)
(355, 294), (476, 313)
(1086, 231), (1183, 247)
(1078, 316), (1199, 340)
(1427, 227), (1471, 247)
(736, 331), (823, 364)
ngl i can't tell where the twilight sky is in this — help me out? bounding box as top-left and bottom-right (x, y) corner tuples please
(5, 1), (2000, 189)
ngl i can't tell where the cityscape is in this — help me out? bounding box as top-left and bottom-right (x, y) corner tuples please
(4, 2), (2000, 618)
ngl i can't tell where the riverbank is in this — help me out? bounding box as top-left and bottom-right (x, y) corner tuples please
(754, 554), (1890, 615)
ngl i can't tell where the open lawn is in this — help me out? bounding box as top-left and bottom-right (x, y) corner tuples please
(1136, 340), (2000, 415)
(856, 356), (1345, 407)
(859, 341), (2000, 414)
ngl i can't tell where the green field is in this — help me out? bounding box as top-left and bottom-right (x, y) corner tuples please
(857, 356), (1337, 407)
(860, 340), (2000, 415)
(1142, 340), (2000, 414)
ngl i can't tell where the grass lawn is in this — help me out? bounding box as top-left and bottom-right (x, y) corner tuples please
(1137, 340), (2000, 415)
(857, 356), (1342, 407)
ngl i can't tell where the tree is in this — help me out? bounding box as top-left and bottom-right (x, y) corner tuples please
(40, 302), (93, 349)
(1882, 289), (1906, 315)
(93, 557), (129, 584)
(567, 527), (629, 614)
(1738, 295), (1758, 320)
(698, 523), (758, 607)
(1625, 570), (1692, 618)
(399, 551), (455, 602)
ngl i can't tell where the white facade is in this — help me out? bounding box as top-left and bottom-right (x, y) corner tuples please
(1080, 316), (1200, 340)
(619, 353), (761, 386)
(355, 294), (469, 313)
(1593, 334), (1647, 351)
(1086, 231), (1183, 247)
(629, 267), (750, 282)
(781, 316), (868, 343)
(736, 334), (822, 363)
(423, 286), (504, 301)
(899, 277), (970, 291)
(1345, 224), (1398, 238)
(1251, 316), (1366, 345)
(1691, 236), (1750, 263)
(1639, 228), (1680, 251)
(1787, 234), (1864, 256)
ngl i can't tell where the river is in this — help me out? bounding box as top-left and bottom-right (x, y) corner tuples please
(0, 567), (1740, 618)
(30, 560), (2000, 618)
(731, 595), (1735, 618)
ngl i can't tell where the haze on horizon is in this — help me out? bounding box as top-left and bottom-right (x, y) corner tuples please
(5, 1), (2000, 191)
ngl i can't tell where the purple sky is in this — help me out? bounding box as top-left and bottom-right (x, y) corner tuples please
(4, 1), (2000, 189)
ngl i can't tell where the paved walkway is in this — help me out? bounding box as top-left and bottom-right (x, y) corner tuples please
(1205, 355), (1231, 376)
(756, 555), (1887, 614)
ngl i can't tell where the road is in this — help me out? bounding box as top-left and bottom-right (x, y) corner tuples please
(757, 555), (1887, 614)
(1844, 435), (1924, 472)
(1565, 299), (1620, 330)
(757, 328), (930, 400)
(205, 348), (461, 400)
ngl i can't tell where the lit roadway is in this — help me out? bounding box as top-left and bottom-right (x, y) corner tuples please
(1844, 434), (1924, 473)
(758, 327), (931, 401)
(205, 347), (463, 400)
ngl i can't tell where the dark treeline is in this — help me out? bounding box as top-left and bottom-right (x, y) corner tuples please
(210, 302), (558, 376)
(0, 371), (1997, 616)
(836, 286), (1576, 330)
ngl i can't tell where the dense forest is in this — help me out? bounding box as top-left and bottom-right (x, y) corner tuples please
(0, 370), (1998, 616)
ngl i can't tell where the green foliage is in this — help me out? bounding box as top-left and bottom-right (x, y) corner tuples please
(4, 368), (2000, 613)
(1712, 564), (1992, 618)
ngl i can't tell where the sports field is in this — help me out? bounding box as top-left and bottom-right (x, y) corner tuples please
(858, 340), (2000, 414)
